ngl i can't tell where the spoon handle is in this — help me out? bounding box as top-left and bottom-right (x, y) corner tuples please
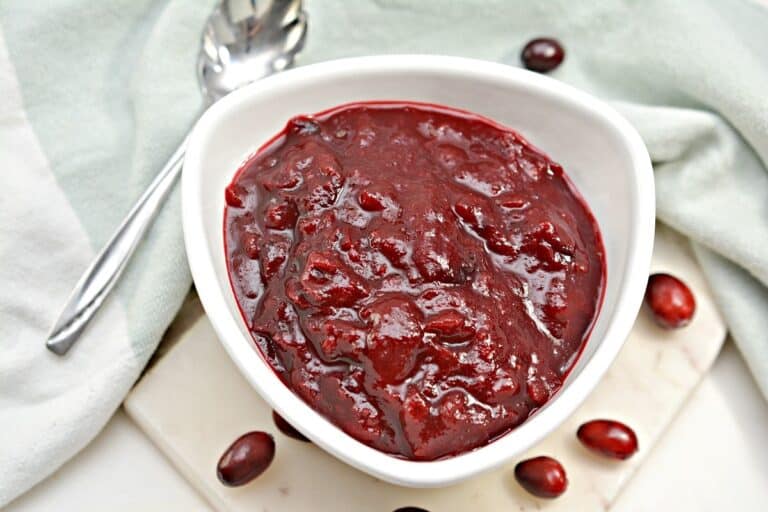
(46, 132), (191, 356)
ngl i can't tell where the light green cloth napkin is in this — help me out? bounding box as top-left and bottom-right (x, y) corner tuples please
(2, 0), (767, 506)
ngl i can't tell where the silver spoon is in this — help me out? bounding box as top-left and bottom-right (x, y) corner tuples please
(46, 0), (307, 356)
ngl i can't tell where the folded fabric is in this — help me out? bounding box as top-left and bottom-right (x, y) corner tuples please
(1, 0), (766, 506)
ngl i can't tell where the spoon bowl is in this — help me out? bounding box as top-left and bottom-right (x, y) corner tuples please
(199, 0), (307, 102)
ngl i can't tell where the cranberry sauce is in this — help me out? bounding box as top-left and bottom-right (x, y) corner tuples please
(224, 102), (605, 460)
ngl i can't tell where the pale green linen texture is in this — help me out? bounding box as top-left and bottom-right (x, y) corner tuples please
(1, 0), (767, 503)
(0, 0), (216, 356)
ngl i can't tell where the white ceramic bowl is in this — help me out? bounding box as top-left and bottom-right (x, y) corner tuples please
(182, 55), (654, 487)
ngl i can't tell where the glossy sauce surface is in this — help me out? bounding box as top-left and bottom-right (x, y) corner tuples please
(225, 102), (605, 460)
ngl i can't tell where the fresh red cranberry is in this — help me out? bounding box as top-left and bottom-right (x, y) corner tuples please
(577, 419), (638, 460)
(514, 456), (568, 498)
(272, 411), (310, 442)
(216, 431), (275, 487)
(521, 38), (565, 73)
(645, 273), (696, 328)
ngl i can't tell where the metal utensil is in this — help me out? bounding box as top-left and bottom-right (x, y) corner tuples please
(46, 0), (307, 356)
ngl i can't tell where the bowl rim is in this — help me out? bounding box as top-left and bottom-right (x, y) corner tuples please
(182, 54), (655, 487)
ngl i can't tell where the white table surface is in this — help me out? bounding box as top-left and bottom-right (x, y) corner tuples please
(7, 341), (768, 511)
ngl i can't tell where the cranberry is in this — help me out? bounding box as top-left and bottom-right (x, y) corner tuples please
(225, 183), (245, 208)
(272, 411), (310, 442)
(645, 273), (696, 328)
(287, 115), (319, 135)
(424, 310), (474, 341)
(484, 226), (518, 257)
(521, 38), (565, 73)
(370, 232), (408, 268)
(264, 201), (298, 230)
(241, 232), (260, 260)
(577, 419), (638, 460)
(526, 379), (550, 406)
(454, 200), (485, 228)
(514, 456), (568, 498)
(412, 231), (465, 283)
(260, 236), (290, 279)
(359, 190), (387, 211)
(216, 431), (275, 487)
(300, 252), (368, 307)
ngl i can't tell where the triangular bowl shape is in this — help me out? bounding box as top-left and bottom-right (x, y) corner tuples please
(182, 55), (654, 487)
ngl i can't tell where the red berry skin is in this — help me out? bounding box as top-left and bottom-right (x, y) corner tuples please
(358, 190), (387, 211)
(577, 419), (638, 460)
(272, 411), (310, 442)
(521, 38), (565, 73)
(514, 456), (568, 498)
(264, 201), (299, 230)
(217, 431), (275, 487)
(645, 273), (696, 328)
(225, 184), (244, 208)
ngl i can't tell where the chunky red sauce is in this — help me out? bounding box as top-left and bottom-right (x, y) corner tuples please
(224, 102), (605, 460)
